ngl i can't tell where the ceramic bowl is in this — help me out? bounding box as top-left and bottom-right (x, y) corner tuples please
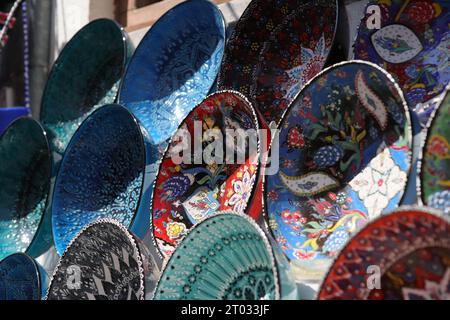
(354, 0), (450, 126)
(218, 0), (339, 125)
(46, 219), (157, 300)
(0, 117), (52, 260)
(118, 0), (226, 146)
(318, 206), (449, 300)
(40, 19), (132, 164)
(0, 253), (47, 300)
(51, 104), (158, 255)
(151, 91), (263, 258)
(418, 84), (450, 215)
(264, 61), (412, 281)
(153, 212), (297, 300)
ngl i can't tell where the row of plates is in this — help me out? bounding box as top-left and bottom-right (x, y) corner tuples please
(0, 0), (449, 299)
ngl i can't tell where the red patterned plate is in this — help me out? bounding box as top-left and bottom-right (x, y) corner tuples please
(151, 91), (263, 258)
(218, 0), (338, 126)
(318, 206), (450, 300)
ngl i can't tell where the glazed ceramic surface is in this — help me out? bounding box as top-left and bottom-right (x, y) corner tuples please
(151, 91), (261, 258)
(354, 0), (450, 125)
(218, 0), (338, 125)
(0, 253), (41, 300)
(153, 213), (280, 300)
(419, 86), (450, 215)
(264, 61), (412, 280)
(46, 219), (145, 300)
(318, 207), (450, 300)
(40, 19), (132, 163)
(0, 118), (51, 260)
(52, 105), (157, 255)
(118, 0), (226, 145)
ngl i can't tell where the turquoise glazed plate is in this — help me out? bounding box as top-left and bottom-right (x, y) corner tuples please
(51, 105), (158, 255)
(318, 206), (449, 300)
(153, 213), (297, 300)
(418, 84), (450, 215)
(264, 61), (412, 281)
(118, 0), (226, 146)
(46, 219), (148, 300)
(40, 19), (132, 166)
(0, 118), (52, 260)
(0, 253), (46, 300)
(354, 0), (450, 126)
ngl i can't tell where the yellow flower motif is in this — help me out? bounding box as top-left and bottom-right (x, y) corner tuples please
(269, 219), (278, 230)
(166, 222), (186, 239)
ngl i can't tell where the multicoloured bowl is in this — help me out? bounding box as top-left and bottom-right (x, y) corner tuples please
(218, 0), (339, 125)
(0, 118), (52, 260)
(354, 0), (450, 126)
(40, 19), (132, 165)
(46, 219), (156, 300)
(264, 61), (412, 281)
(153, 213), (297, 300)
(118, 0), (226, 146)
(151, 91), (263, 258)
(318, 206), (449, 300)
(51, 104), (158, 255)
(418, 84), (450, 215)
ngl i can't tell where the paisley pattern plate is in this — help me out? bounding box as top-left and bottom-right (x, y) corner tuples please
(0, 253), (42, 300)
(153, 213), (281, 300)
(52, 105), (148, 255)
(0, 118), (51, 260)
(118, 0), (226, 145)
(40, 19), (132, 163)
(318, 207), (450, 300)
(46, 219), (145, 300)
(419, 85), (450, 215)
(264, 61), (412, 280)
(151, 91), (261, 258)
(218, 0), (338, 125)
(354, 0), (450, 125)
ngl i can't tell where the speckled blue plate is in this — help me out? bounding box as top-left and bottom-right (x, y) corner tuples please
(264, 61), (412, 281)
(118, 0), (226, 146)
(0, 253), (46, 300)
(51, 104), (159, 255)
(40, 19), (133, 166)
(0, 118), (52, 260)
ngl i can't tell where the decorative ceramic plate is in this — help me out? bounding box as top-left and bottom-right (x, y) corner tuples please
(419, 85), (450, 215)
(151, 91), (262, 258)
(218, 0), (338, 125)
(0, 118), (51, 260)
(40, 19), (132, 162)
(118, 0), (226, 146)
(354, 0), (450, 125)
(46, 219), (145, 300)
(264, 61), (412, 280)
(153, 213), (282, 300)
(0, 253), (42, 300)
(318, 207), (450, 300)
(52, 104), (155, 255)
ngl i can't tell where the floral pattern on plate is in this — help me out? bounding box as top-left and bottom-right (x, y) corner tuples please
(151, 91), (261, 258)
(354, 0), (450, 124)
(318, 207), (450, 300)
(264, 62), (412, 280)
(218, 0), (338, 125)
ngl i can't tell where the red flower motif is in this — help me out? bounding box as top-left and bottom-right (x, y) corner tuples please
(294, 250), (316, 260)
(407, 1), (435, 24)
(287, 125), (305, 149)
(268, 190), (278, 201)
(427, 136), (449, 158)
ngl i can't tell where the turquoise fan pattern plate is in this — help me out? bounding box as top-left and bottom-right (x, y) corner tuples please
(264, 61), (412, 280)
(153, 214), (281, 300)
(0, 118), (51, 260)
(40, 19), (132, 164)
